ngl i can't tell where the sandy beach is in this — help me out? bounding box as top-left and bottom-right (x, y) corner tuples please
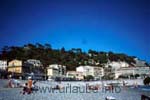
(0, 79), (150, 100)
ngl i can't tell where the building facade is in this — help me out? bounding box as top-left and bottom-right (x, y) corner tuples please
(7, 59), (45, 79)
(26, 59), (43, 67)
(76, 66), (104, 79)
(23, 59), (44, 80)
(47, 64), (66, 79)
(105, 61), (129, 69)
(93, 67), (104, 79)
(114, 67), (150, 79)
(76, 66), (93, 76)
(0, 60), (7, 70)
(7, 59), (22, 74)
(134, 58), (147, 67)
(66, 71), (84, 80)
(24, 59), (43, 74)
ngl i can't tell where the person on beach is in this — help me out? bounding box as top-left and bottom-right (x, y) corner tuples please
(8, 75), (13, 88)
(27, 77), (33, 94)
(123, 81), (125, 86)
(22, 83), (29, 95)
(31, 80), (38, 91)
(21, 80), (37, 95)
(8, 79), (12, 88)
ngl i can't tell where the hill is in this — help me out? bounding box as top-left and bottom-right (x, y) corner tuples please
(0, 43), (147, 71)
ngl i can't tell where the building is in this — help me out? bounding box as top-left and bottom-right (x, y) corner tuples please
(104, 61), (129, 69)
(134, 58), (147, 67)
(47, 64), (66, 79)
(66, 71), (84, 80)
(24, 59), (43, 74)
(0, 60), (7, 70)
(47, 65), (59, 79)
(8, 59), (22, 74)
(94, 67), (104, 79)
(26, 59), (43, 67)
(23, 59), (44, 80)
(76, 66), (93, 76)
(76, 66), (104, 79)
(114, 67), (150, 79)
(7, 59), (45, 79)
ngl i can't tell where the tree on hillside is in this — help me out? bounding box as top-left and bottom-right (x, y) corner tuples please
(143, 77), (150, 85)
(0, 43), (139, 71)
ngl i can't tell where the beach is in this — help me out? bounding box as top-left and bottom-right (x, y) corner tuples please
(0, 79), (150, 100)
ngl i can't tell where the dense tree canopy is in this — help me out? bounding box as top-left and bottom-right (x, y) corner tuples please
(0, 43), (137, 71)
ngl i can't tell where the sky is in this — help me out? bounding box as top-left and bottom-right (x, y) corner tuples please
(0, 0), (149, 62)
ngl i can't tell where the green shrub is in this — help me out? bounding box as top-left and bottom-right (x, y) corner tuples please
(85, 75), (94, 81)
(143, 77), (150, 85)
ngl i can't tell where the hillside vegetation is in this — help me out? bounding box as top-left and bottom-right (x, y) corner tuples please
(0, 43), (136, 71)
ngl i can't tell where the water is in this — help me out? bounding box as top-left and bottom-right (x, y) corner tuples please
(0, 80), (150, 100)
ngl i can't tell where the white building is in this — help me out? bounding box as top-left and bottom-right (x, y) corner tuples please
(76, 66), (93, 76)
(0, 60), (7, 70)
(94, 67), (104, 79)
(76, 66), (104, 79)
(105, 61), (129, 69)
(134, 58), (147, 67)
(47, 64), (66, 79)
(66, 71), (84, 80)
(26, 59), (43, 67)
(114, 67), (150, 79)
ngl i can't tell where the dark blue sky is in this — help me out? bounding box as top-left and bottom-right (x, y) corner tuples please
(0, 0), (149, 62)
